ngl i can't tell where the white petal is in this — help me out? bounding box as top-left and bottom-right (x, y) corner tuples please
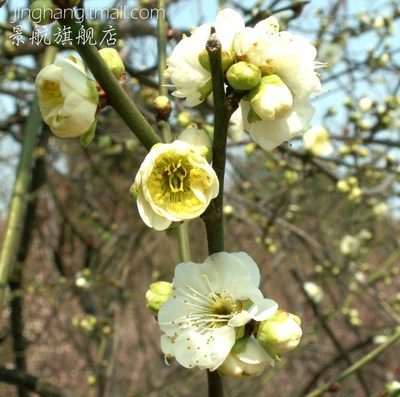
(229, 252), (261, 286)
(173, 261), (219, 297)
(242, 99), (315, 150)
(236, 336), (275, 367)
(228, 311), (252, 327)
(136, 192), (172, 230)
(214, 8), (245, 49)
(204, 252), (261, 300)
(250, 299), (278, 321)
(172, 328), (235, 370)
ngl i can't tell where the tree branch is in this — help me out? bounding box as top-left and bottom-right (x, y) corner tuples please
(0, 366), (77, 397)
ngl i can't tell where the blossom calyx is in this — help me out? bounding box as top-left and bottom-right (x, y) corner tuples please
(36, 58), (99, 138)
(256, 310), (302, 360)
(29, 0), (57, 25)
(146, 281), (172, 315)
(248, 74), (293, 121)
(98, 48), (125, 79)
(226, 61), (262, 91)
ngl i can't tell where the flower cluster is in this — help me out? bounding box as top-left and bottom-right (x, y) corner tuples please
(154, 252), (302, 377)
(35, 9), (305, 381)
(167, 8), (322, 150)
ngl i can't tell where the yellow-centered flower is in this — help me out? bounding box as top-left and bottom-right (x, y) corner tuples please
(132, 140), (219, 230)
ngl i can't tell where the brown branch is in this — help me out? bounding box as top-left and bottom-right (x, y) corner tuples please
(0, 366), (76, 397)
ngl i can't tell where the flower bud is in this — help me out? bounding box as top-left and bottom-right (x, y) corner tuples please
(177, 111), (192, 128)
(154, 95), (172, 121)
(198, 49), (233, 72)
(218, 337), (272, 378)
(98, 48), (125, 79)
(146, 281), (172, 315)
(248, 74), (293, 121)
(29, 0), (56, 25)
(257, 310), (302, 360)
(226, 61), (261, 91)
(53, 0), (80, 8)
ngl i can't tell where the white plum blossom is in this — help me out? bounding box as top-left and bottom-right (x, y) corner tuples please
(372, 201), (389, 219)
(132, 136), (219, 231)
(339, 234), (361, 256)
(235, 16), (322, 150)
(166, 9), (245, 106)
(303, 125), (334, 156)
(158, 252), (278, 371)
(36, 58), (99, 138)
(318, 41), (342, 68)
(303, 281), (323, 304)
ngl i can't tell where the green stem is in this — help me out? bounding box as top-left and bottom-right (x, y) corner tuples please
(202, 28), (228, 257)
(177, 222), (191, 263)
(0, 46), (57, 312)
(157, 0), (168, 98)
(156, 0), (172, 143)
(202, 27), (230, 397)
(0, 115), (38, 302)
(207, 371), (224, 397)
(305, 329), (400, 397)
(59, 16), (161, 151)
(202, 29), (242, 256)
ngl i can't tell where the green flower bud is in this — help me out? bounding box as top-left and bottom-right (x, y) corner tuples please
(29, 0), (56, 25)
(248, 74), (293, 121)
(226, 62), (261, 91)
(146, 281), (172, 315)
(198, 49), (233, 72)
(257, 310), (302, 360)
(177, 111), (192, 128)
(198, 49), (211, 72)
(53, 0), (80, 8)
(98, 48), (125, 79)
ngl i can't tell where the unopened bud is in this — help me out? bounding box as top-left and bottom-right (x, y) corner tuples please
(248, 75), (293, 121)
(98, 48), (125, 79)
(198, 49), (233, 72)
(29, 0), (56, 25)
(257, 310), (302, 360)
(53, 0), (80, 8)
(146, 281), (172, 315)
(226, 61), (261, 91)
(218, 337), (272, 378)
(154, 95), (172, 121)
(177, 111), (192, 128)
